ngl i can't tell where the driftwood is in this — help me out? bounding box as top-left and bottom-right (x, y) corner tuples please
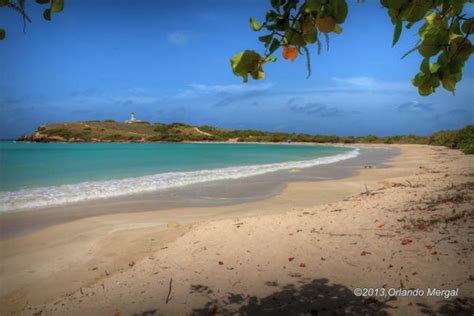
(165, 278), (173, 304)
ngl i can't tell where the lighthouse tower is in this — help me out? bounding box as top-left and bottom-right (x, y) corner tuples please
(125, 112), (142, 123)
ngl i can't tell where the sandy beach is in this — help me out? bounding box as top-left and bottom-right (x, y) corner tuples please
(0, 144), (472, 315)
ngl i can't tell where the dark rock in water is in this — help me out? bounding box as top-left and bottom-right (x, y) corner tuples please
(17, 134), (30, 141)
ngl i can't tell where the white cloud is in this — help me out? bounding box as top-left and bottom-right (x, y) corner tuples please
(176, 83), (273, 98)
(332, 76), (377, 88)
(189, 83), (273, 93)
(167, 32), (188, 45)
(329, 76), (411, 92)
(398, 100), (433, 112)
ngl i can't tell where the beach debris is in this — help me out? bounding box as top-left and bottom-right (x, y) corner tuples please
(114, 309), (121, 316)
(129, 261), (136, 267)
(165, 278), (173, 304)
(360, 251), (372, 256)
(321, 257), (326, 261)
(288, 257), (295, 262)
(218, 261), (224, 265)
(105, 270), (110, 276)
(377, 223), (385, 228)
(364, 184), (370, 196)
(401, 239), (413, 245)
(80, 287), (84, 295)
(299, 263), (306, 268)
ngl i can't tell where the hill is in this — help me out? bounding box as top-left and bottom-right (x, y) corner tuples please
(18, 121), (474, 154)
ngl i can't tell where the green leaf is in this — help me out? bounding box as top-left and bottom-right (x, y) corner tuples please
(51, 0), (64, 13)
(304, 28), (318, 43)
(0, 28), (5, 40)
(401, 1), (430, 22)
(437, 52), (448, 66)
(425, 12), (440, 26)
(43, 8), (51, 21)
(269, 39), (280, 54)
(265, 10), (278, 22)
(441, 76), (456, 92)
(429, 63), (440, 73)
(268, 38), (280, 55)
(392, 19), (402, 47)
(412, 72), (425, 86)
(418, 81), (433, 96)
(270, 0), (281, 10)
(35, 0), (50, 4)
(258, 34), (273, 44)
(249, 17), (263, 31)
(306, 0), (322, 12)
(285, 29), (305, 46)
(429, 75), (440, 88)
(250, 69), (265, 80)
(420, 58), (430, 73)
(418, 43), (440, 58)
(230, 50), (263, 83)
(332, 0), (348, 24)
(265, 56), (277, 62)
(461, 18), (474, 35)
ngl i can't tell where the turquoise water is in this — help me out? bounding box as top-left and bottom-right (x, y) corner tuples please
(0, 142), (358, 211)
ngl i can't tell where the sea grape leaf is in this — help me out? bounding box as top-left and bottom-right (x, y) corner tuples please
(51, 0), (64, 13)
(249, 17), (263, 31)
(43, 8), (51, 21)
(230, 50), (263, 83)
(392, 19), (402, 46)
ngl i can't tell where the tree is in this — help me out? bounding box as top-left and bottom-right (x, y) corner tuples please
(0, 0), (64, 40)
(230, 0), (473, 96)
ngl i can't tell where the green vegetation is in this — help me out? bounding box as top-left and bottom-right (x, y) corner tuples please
(28, 121), (473, 154)
(0, 0), (63, 40)
(231, 0), (473, 95)
(429, 125), (474, 154)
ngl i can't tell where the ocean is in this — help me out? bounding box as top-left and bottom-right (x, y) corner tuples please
(0, 142), (358, 211)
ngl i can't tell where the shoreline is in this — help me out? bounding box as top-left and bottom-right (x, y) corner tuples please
(0, 144), (472, 314)
(0, 143), (360, 213)
(0, 144), (396, 240)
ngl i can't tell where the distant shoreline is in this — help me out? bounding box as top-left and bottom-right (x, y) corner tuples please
(12, 121), (473, 154)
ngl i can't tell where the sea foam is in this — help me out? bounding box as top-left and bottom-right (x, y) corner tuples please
(0, 147), (359, 212)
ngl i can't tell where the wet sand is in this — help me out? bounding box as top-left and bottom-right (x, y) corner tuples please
(0, 144), (472, 315)
(0, 146), (397, 240)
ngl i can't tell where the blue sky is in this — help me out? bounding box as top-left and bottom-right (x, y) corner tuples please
(1, 0), (473, 138)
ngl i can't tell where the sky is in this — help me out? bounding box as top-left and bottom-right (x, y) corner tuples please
(0, 0), (473, 139)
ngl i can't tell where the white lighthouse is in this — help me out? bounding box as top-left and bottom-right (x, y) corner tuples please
(125, 112), (142, 123)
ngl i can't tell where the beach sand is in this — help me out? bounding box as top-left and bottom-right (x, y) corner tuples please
(0, 144), (472, 315)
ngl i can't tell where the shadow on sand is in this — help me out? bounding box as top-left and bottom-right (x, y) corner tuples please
(132, 278), (473, 315)
(189, 278), (395, 315)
